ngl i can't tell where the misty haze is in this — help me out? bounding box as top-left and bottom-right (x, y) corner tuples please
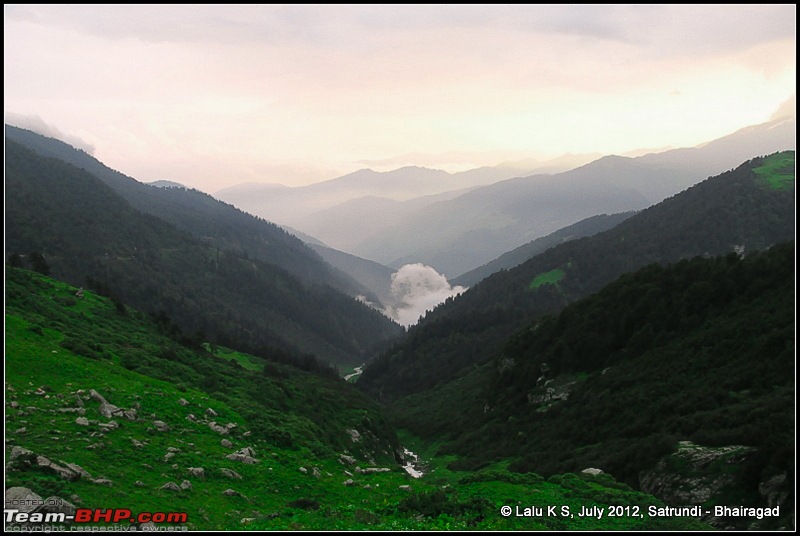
(4, 4), (795, 532)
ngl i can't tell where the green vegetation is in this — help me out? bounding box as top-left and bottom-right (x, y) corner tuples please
(529, 268), (565, 289)
(5, 268), (708, 530)
(4, 125), (373, 300)
(5, 140), (402, 367)
(387, 243), (795, 530)
(753, 152), (795, 190)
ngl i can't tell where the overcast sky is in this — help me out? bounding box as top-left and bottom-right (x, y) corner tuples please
(4, 4), (796, 192)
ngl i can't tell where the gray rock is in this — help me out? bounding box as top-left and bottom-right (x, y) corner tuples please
(75, 417), (89, 426)
(134, 481), (146, 487)
(226, 452), (258, 465)
(160, 482), (181, 492)
(581, 468), (604, 476)
(167, 447), (180, 453)
(221, 439), (233, 449)
(299, 467), (308, 474)
(57, 407), (85, 414)
(205, 408), (217, 417)
(36, 455), (80, 481)
(186, 414), (197, 422)
(312, 467), (321, 478)
(152, 420), (170, 432)
(92, 478), (113, 486)
(164, 452), (175, 462)
(345, 429), (361, 442)
(90, 389), (124, 419)
(759, 473), (788, 509)
(179, 480), (192, 491)
(187, 467), (205, 479)
(240, 518), (256, 525)
(222, 488), (241, 497)
(640, 441), (756, 527)
(399, 485), (412, 491)
(5, 487), (43, 514)
(220, 468), (242, 480)
(98, 421), (118, 430)
(10, 446), (35, 461)
(178, 398), (189, 406)
(131, 439), (145, 448)
(339, 454), (357, 466)
(64, 462), (93, 480)
(208, 421), (229, 435)
(343, 479), (355, 486)
(15, 427), (27, 434)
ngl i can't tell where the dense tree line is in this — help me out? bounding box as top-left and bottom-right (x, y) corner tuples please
(4, 125), (371, 299)
(391, 242), (794, 520)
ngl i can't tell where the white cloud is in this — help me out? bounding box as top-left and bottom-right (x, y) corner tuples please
(5, 113), (95, 155)
(383, 263), (466, 327)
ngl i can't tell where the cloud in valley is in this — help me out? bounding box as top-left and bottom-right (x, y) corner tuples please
(384, 264), (466, 327)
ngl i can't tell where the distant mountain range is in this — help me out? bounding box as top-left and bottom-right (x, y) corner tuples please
(215, 117), (794, 279)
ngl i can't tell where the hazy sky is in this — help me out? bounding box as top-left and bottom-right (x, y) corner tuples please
(4, 4), (796, 192)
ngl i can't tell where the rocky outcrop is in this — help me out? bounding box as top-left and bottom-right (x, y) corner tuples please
(5, 487), (42, 514)
(640, 441), (759, 529)
(4, 488), (76, 527)
(152, 420), (170, 432)
(226, 447), (259, 465)
(188, 467), (205, 479)
(339, 454), (357, 466)
(208, 421), (229, 435)
(759, 473), (789, 510)
(89, 389), (136, 421)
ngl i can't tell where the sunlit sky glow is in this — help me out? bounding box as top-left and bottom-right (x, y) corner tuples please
(4, 4), (796, 192)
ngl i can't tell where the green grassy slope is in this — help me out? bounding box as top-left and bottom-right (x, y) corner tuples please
(5, 268), (708, 530)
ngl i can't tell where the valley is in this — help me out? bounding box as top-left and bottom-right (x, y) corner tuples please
(4, 126), (795, 531)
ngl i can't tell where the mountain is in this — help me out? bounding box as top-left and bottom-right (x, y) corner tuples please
(451, 212), (637, 287)
(308, 243), (397, 309)
(213, 163), (553, 234)
(4, 125), (369, 299)
(359, 151), (795, 401)
(4, 267), (708, 530)
(391, 242), (795, 530)
(342, 117), (796, 277)
(5, 140), (402, 366)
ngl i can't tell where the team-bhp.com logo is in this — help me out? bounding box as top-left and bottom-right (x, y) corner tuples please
(5, 508), (188, 525)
